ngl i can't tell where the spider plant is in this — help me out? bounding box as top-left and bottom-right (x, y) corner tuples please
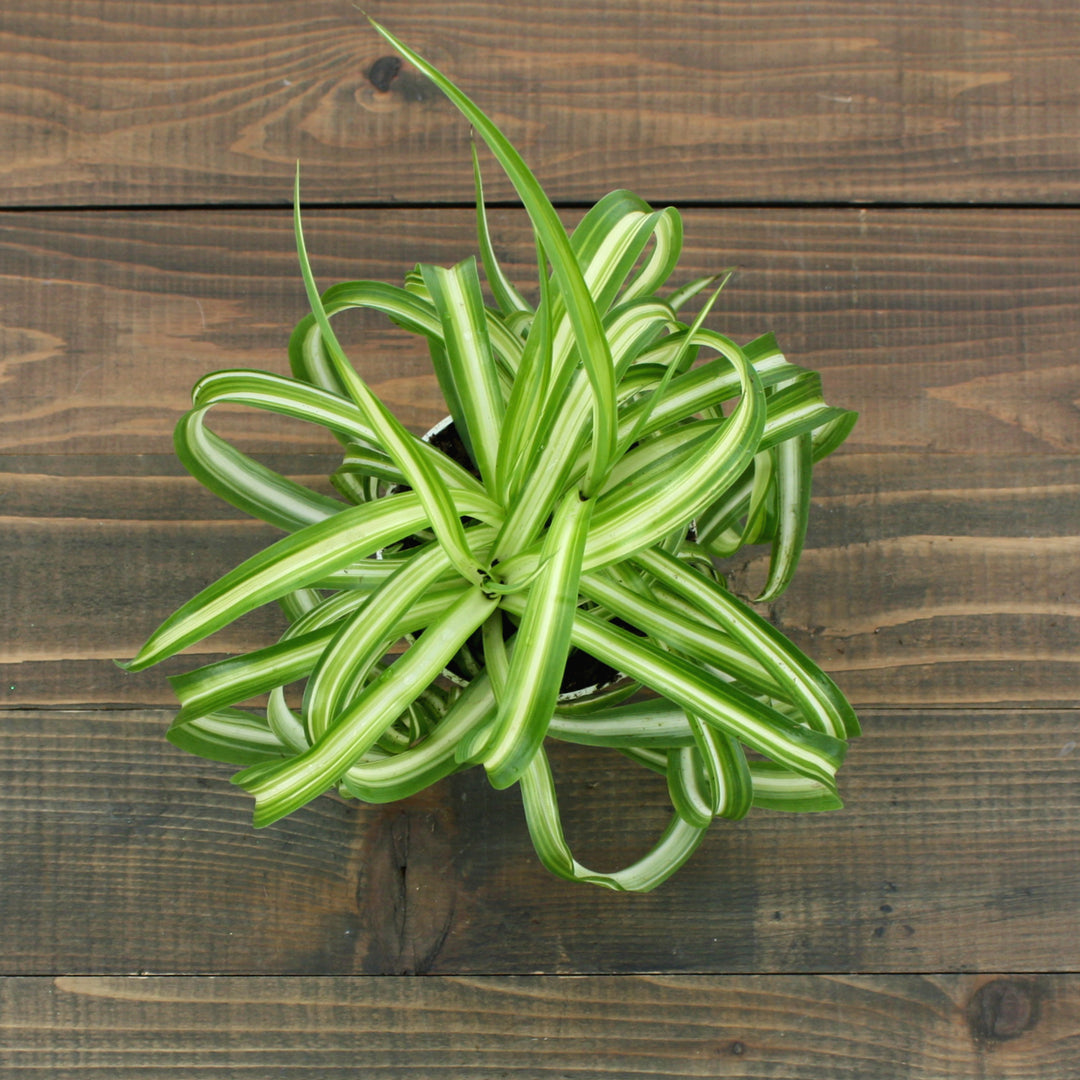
(121, 19), (859, 891)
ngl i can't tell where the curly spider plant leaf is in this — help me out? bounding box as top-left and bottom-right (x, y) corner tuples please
(520, 745), (708, 892)
(294, 172), (491, 587)
(472, 141), (530, 317)
(367, 17), (619, 499)
(234, 586), (499, 826)
(478, 487), (593, 789)
(420, 259), (505, 491)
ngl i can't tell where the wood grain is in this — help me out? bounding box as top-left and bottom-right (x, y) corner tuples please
(0, 974), (1076, 1078)
(3, 206), (1079, 457)
(1, 707), (1077, 975)
(3, 451), (1077, 709)
(3, 1), (1080, 207)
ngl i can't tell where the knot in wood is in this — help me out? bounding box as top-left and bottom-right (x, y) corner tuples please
(967, 979), (1038, 1043)
(368, 56), (402, 93)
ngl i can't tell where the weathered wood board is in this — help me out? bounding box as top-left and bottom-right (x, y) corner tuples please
(2, 1), (1080, 207)
(1, 975), (1075, 1079)
(1, 706), (1076, 974)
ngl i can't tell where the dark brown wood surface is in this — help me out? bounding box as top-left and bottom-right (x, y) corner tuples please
(2, 975), (1076, 1078)
(3, 1), (1080, 207)
(3, 0), (1079, 1074)
(2, 705), (1078, 975)
(7, 449), (1078, 708)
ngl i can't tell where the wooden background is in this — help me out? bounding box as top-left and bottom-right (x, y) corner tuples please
(2, 1), (1078, 1075)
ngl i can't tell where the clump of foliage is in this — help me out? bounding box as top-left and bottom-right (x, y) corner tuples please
(122, 20), (859, 891)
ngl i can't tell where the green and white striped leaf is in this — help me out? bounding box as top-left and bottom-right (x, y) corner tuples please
(609, 330), (795, 447)
(577, 570), (784, 698)
(175, 411), (344, 532)
(166, 708), (289, 767)
(123, 488), (497, 672)
(495, 232), (553, 505)
(421, 333), (475, 468)
(167, 574), (478, 731)
(687, 711), (754, 821)
(558, 190), (681, 315)
(667, 271), (732, 314)
(341, 671), (498, 803)
(169, 627), (334, 726)
(266, 688), (310, 754)
(481, 488), (594, 789)
(305, 529), (494, 742)
(620, 745), (672, 775)
(757, 431), (813, 602)
(582, 339), (765, 570)
(750, 762), (844, 813)
(233, 586), (498, 826)
(666, 746), (714, 828)
(758, 372), (851, 452)
(619, 205), (684, 303)
(283, 574), (463, 638)
(294, 170), (487, 585)
(494, 329), (765, 581)
(481, 610), (511, 701)
(597, 419), (717, 498)
(420, 259), (506, 491)
(493, 194), (670, 488)
(549, 697), (695, 747)
(291, 282), (522, 391)
(332, 443), (406, 489)
(634, 546), (860, 739)
(188, 368), (485, 498)
(520, 746), (708, 891)
(813, 409), (859, 462)
(278, 588), (323, 623)
(493, 296), (676, 558)
(500, 594), (848, 790)
(614, 275), (728, 458)
(472, 144), (530, 316)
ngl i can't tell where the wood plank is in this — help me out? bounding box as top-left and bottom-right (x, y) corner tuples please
(3, 451), (1077, 709)
(729, 454), (1080, 709)
(1, 707), (1077, 974)
(3, 207), (1078, 457)
(3, 1), (1080, 207)
(1, 975), (1077, 1079)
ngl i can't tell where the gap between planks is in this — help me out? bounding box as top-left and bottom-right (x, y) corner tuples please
(6, 199), (1080, 214)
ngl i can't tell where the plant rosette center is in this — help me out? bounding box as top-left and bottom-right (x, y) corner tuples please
(388, 417), (627, 703)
